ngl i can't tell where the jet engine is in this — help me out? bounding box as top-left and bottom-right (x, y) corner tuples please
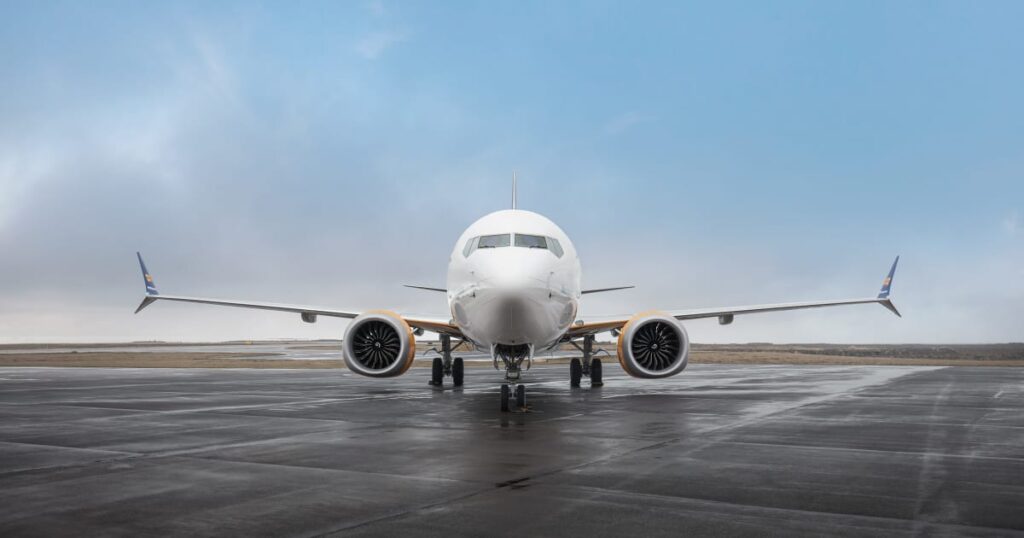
(616, 312), (690, 378)
(342, 311), (416, 377)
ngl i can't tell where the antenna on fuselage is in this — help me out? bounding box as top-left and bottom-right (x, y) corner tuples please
(512, 171), (518, 210)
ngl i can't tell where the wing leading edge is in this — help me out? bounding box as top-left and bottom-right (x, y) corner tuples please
(133, 253), (460, 336)
(566, 256), (901, 339)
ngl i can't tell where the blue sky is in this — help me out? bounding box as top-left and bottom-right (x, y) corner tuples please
(1, 1), (1021, 343)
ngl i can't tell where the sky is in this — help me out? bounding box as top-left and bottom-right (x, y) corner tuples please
(1, 1), (1022, 344)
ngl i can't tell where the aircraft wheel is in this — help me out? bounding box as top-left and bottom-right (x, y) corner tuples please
(515, 384), (525, 408)
(431, 357), (444, 386)
(591, 358), (603, 387)
(570, 358), (582, 387)
(500, 384), (510, 412)
(452, 358), (464, 386)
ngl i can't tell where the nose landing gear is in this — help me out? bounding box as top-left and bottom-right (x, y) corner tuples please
(494, 343), (532, 412)
(500, 383), (527, 412)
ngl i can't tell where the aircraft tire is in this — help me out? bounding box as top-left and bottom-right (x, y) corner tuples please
(515, 384), (525, 408)
(431, 357), (443, 386)
(452, 358), (464, 386)
(500, 384), (510, 412)
(591, 359), (603, 386)
(570, 358), (582, 387)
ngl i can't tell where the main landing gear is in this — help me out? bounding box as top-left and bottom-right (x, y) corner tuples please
(430, 335), (464, 387)
(570, 334), (603, 388)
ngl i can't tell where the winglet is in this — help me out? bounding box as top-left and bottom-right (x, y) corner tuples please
(137, 252), (159, 296)
(876, 256), (901, 317)
(136, 253), (159, 315)
(134, 295), (157, 314)
(879, 298), (901, 317)
(877, 256), (899, 299)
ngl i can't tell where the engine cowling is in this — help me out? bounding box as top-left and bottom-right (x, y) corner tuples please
(342, 311), (416, 377)
(616, 312), (690, 378)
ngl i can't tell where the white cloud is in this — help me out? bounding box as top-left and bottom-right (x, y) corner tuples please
(355, 31), (406, 60)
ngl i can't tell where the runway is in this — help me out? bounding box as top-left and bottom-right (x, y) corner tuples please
(0, 364), (1022, 536)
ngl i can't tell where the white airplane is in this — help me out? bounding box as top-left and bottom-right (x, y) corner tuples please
(135, 180), (900, 411)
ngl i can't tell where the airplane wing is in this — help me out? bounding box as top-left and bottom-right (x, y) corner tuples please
(580, 285), (634, 295)
(566, 256), (901, 339)
(133, 253), (461, 337)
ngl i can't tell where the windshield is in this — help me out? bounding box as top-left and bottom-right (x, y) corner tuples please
(477, 234), (511, 249)
(464, 233), (563, 257)
(514, 234), (547, 249)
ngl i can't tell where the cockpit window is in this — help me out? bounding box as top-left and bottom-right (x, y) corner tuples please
(514, 234), (547, 249)
(462, 237), (478, 257)
(547, 237), (564, 257)
(478, 234), (511, 249)
(463, 234), (510, 257)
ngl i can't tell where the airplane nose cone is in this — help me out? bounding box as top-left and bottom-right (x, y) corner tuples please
(482, 294), (544, 345)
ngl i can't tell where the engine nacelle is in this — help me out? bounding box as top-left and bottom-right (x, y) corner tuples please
(342, 311), (416, 377)
(616, 312), (690, 378)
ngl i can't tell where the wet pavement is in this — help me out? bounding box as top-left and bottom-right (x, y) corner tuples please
(0, 364), (1022, 536)
(0, 342), (527, 362)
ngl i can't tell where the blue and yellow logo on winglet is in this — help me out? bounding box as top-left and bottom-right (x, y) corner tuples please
(877, 256), (899, 299)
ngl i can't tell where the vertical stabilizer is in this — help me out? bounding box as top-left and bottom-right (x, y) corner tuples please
(512, 172), (518, 210)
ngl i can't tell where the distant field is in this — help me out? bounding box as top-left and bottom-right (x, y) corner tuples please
(0, 342), (1020, 368)
(0, 340), (341, 351)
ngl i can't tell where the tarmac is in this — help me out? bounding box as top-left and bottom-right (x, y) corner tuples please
(0, 363), (1022, 536)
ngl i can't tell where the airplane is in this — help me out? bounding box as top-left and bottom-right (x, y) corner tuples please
(135, 179), (900, 412)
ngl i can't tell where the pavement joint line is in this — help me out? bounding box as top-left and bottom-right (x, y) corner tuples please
(15, 392), (467, 417)
(748, 415), (1024, 431)
(716, 440), (1024, 463)
(311, 484), (499, 537)
(177, 453), (480, 487)
(910, 377), (957, 535)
